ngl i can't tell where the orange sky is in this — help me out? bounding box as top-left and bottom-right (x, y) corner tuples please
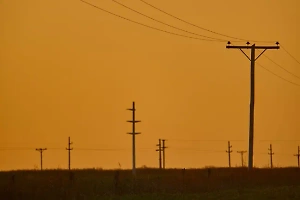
(1, 0), (300, 171)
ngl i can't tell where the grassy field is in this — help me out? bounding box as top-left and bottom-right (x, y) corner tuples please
(1, 167), (300, 199)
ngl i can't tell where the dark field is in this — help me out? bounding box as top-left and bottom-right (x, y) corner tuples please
(1, 167), (300, 199)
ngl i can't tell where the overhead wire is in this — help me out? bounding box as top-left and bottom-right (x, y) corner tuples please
(110, 0), (233, 42)
(80, 0), (222, 42)
(281, 44), (300, 65)
(138, 0), (276, 43)
(262, 54), (300, 80)
(256, 62), (300, 87)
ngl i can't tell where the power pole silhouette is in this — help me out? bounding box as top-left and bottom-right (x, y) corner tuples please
(162, 139), (167, 169)
(226, 141), (232, 168)
(127, 101), (141, 176)
(66, 136), (73, 170)
(36, 148), (47, 170)
(237, 150), (247, 167)
(268, 144), (274, 168)
(226, 41), (280, 170)
(294, 146), (300, 168)
(156, 139), (162, 169)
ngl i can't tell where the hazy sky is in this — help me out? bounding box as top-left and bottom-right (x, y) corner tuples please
(1, 0), (300, 170)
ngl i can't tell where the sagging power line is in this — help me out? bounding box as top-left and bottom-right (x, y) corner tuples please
(111, 0), (229, 42)
(80, 0), (221, 42)
(138, 0), (276, 43)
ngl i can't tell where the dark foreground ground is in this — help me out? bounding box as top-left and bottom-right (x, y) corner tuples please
(1, 167), (300, 200)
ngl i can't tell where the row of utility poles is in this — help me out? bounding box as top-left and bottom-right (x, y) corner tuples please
(226, 141), (300, 168)
(226, 141), (247, 167)
(35, 137), (73, 171)
(34, 101), (299, 173)
(156, 139), (167, 169)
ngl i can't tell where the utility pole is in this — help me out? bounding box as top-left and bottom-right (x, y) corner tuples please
(156, 139), (162, 169)
(226, 41), (280, 170)
(36, 148), (47, 170)
(237, 150), (247, 167)
(226, 141), (232, 167)
(294, 146), (300, 168)
(66, 136), (73, 170)
(162, 139), (167, 169)
(127, 101), (141, 176)
(268, 144), (274, 168)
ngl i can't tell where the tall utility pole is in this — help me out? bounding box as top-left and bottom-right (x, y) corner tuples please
(268, 144), (274, 168)
(66, 137), (73, 170)
(162, 139), (167, 169)
(237, 150), (247, 167)
(294, 146), (300, 168)
(127, 101), (141, 176)
(226, 141), (232, 168)
(36, 148), (47, 170)
(226, 41), (280, 170)
(156, 139), (162, 169)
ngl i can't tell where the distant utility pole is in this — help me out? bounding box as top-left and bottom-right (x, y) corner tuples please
(294, 146), (300, 168)
(226, 41), (280, 170)
(162, 139), (167, 169)
(36, 148), (47, 170)
(127, 101), (141, 176)
(237, 150), (247, 167)
(226, 141), (232, 168)
(66, 136), (73, 170)
(156, 139), (162, 169)
(268, 144), (274, 168)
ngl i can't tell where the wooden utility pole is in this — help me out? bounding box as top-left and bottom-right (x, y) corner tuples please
(36, 148), (47, 170)
(226, 141), (232, 168)
(268, 144), (274, 168)
(294, 146), (300, 168)
(237, 150), (247, 167)
(226, 42), (280, 170)
(162, 139), (167, 169)
(66, 137), (73, 170)
(127, 101), (141, 176)
(156, 139), (162, 169)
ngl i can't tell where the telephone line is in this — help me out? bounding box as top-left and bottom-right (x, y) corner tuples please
(138, 0), (276, 43)
(111, 0), (230, 42)
(257, 62), (300, 87)
(262, 54), (300, 80)
(80, 0), (222, 42)
(281, 44), (300, 65)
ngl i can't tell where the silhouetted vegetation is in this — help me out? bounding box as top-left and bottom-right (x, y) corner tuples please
(0, 167), (300, 199)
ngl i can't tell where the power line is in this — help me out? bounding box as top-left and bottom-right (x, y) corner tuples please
(111, 0), (230, 42)
(281, 44), (300, 65)
(262, 54), (300, 80)
(138, 0), (276, 43)
(80, 0), (221, 42)
(257, 62), (300, 87)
